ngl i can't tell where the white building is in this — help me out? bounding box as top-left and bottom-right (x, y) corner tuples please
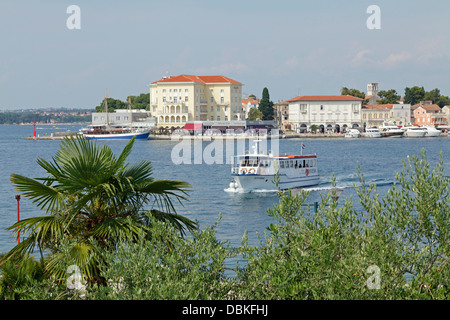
(287, 95), (363, 133)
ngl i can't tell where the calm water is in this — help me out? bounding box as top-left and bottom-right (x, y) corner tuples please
(0, 124), (449, 255)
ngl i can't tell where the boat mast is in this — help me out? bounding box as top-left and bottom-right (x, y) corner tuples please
(105, 90), (110, 131)
(128, 97), (133, 132)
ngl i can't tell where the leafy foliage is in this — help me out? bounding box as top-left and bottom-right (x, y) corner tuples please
(3, 136), (195, 283)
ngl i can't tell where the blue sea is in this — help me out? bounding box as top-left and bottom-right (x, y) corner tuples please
(0, 124), (449, 256)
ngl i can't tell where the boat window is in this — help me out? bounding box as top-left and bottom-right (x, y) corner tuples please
(280, 161), (284, 169)
(295, 161), (298, 169)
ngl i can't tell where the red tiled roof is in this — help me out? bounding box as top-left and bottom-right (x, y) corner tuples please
(286, 95), (363, 102)
(418, 104), (441, 111)
(242, 98), (260, 105)
(363, 104), (394, 110)
(151, 74), (241, 84)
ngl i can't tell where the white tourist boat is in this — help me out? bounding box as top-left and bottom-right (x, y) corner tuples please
(379, 125), (404, 138)
(344, 129), (361, 138)
(403, 126), (426, 138)
(362, 127), (382, 138)
(422, 126), (442, 137)
(228, 141), (319, 192)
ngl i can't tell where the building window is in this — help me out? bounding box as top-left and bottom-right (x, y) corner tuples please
(320, 105), (324, 111)
(221, 97), (224, 104)
(210, 97), (214, 103)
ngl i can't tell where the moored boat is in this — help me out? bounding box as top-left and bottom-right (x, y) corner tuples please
(422, 126), (442, 137)
(362, 127), (382, 138)
(344, 129), (361, 138)
(403, 126), (426, 138)
(81, 93), (150, 140)
(228, 141), (319, 192)
(379, 125), (404, 138)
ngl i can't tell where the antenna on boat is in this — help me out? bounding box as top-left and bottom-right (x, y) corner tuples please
(105, 90), (110, 130)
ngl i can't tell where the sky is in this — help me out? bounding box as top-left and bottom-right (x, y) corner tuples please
(1, 0), (450, 109)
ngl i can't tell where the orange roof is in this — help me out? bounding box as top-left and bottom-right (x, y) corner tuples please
(286, 95), (363, 102)
(151, 74), (241, 84)
(418, 104), (441, 112)
(242, 98), (260, 105)
(363, 104), (394, 110)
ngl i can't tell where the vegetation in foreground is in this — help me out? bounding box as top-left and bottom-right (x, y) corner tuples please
(0, 138), (449, 299)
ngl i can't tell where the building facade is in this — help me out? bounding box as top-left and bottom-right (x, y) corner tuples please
(92, 109), (155, 129)
(413, 104), (446, 126)
(273, 100), (289, 131)
(288, 95), (363, 133)
(150, 75), (243, 128)
(241, 97), (260, 119)
(362, 104), (392, 128)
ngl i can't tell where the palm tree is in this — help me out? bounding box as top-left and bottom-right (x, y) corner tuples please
(3, 136), (196, 283)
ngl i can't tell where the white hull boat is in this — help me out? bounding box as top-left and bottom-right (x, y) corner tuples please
(228, 141), (319, 192)
(403, 127), (426, 138)
(362, 127), (382, 138)
(422, 126), (442, 137)
(379, 125), (404, 138)
(344, 129), (361, 138)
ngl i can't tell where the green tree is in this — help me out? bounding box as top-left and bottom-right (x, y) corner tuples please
(127, 93), (150, 110)
(341, 87), (366, 99)
(4, 137), (196, 283)
(377, 89), (400, 104)
(247, 108), (263, 120)
(404, 86), (425, 105)
(258, 87), (274, 120)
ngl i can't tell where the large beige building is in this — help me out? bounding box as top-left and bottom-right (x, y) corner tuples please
(149, 74), (243, 128)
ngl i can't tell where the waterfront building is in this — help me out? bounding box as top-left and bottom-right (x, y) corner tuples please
(362, 104), (392, 128)
(362, 104), (412, 128)
(391, 104), (411, 126)
(287, 95), (363, 133)
(92, 109), (156, 129)
(241, 97), (260, 119)
(150, 74), (244, 128)
(441, 106), (450, 127)
(273, 100), (289, 131)
(413, 104), (446, 126)
(182, 120), (275, 132)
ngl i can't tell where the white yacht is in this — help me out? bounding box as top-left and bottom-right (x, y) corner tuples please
(403, 126), (426, 138)
(379, 125), (404, 138)
(362, 127), (382, 138)
(228, 141), (319, 192)
(422, 126), (442, 137)
(344, 129), (361, 138)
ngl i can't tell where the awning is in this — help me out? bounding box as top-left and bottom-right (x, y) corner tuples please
(184, 122), (203, 130)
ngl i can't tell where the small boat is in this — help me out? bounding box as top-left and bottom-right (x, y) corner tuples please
(422, 126), (442, 137)
(228, 141), (319, 192)
(362, 127), (382, 138)
(379, 125), (404, 138)
(81, 93), (150, 140)
(344, 129), (361, 138)
(403, 126), (426, 138)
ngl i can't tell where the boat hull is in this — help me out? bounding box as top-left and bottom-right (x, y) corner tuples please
(84, 131), (150, 140)
(232, 172), (320, 192)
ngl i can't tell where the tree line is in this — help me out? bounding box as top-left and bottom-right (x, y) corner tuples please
(0, 111), (90, 124)
(341, 86), (450, 107)
(95, 93), (150, 113)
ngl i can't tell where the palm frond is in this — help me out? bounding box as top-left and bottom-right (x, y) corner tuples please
(10, 174), (66, 214)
